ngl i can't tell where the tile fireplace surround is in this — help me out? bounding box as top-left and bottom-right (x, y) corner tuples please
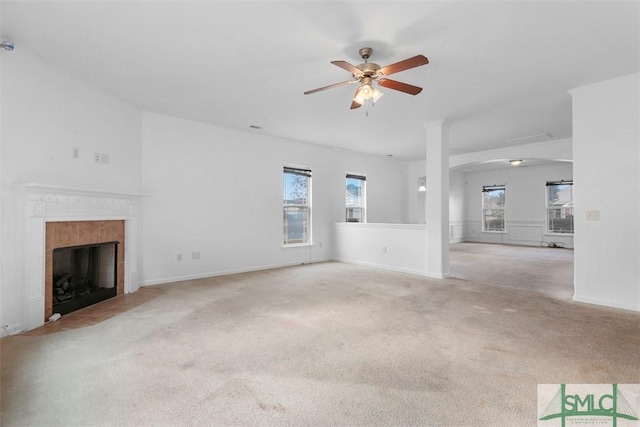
(17, 184), (142, 331)
(45, 220), (125, 319)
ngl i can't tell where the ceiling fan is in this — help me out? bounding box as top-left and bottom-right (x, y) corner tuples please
(304, 47), (429, 110)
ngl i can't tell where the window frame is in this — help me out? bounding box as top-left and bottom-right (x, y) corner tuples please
(282, 166), (312, 246)
(345, 173), (366, 223)
(482, 185), (506, 233)
(546, 180), (574, 235)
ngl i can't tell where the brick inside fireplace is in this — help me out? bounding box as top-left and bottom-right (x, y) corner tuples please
(45, 220), (125, 319)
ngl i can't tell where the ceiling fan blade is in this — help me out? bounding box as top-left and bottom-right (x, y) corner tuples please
(304, 80), (356, 95)
(350, 87), (363, 109)
(331, 60), (363, 76)
(379, 55), (429, 76)
(350, 100), (363, 109)
(378, 78), (423, 95)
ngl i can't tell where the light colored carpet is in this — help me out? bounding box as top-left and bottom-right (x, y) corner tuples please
(450, 242), (575, 301)
(2, 249), (639, 426)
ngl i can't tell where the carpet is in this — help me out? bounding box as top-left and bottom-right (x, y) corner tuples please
(1, 259), (638, 426)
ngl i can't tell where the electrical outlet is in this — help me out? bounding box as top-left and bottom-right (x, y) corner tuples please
(586, 210), (600, 221)
(94, 152), (101, 163)
(318, 241), (322, 248)
(192, 252), (200, 260)
(72, 147), (79, 159)
(176, 254), (182, 261)
(383, 246), (388, 253)
(100, 153), (109, 164)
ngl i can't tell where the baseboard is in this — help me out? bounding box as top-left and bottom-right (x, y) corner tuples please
(425, 271), (451, 279)
(332, 257), (427, 277)
(140, 258), (332, 287)
(573, 294), (640, 312)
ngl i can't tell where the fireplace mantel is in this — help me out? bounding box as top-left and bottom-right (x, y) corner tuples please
(17, 183), (144, 331)
(14, 182), (147, 199)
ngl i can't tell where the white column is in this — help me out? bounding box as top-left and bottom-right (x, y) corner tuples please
(25, 201), (46, 330)
(425, 120), (450, 278)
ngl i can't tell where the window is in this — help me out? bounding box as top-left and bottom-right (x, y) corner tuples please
(346, 173), (366, 222)
(482, 185), (505, 232)
(283, 166), (311, 245)
(546, 181), (574, 234)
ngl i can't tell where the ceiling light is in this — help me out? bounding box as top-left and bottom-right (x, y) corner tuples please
(509, 159), (523, 166)
(353, 77), (384, 105)
(418, 177), (426, 192)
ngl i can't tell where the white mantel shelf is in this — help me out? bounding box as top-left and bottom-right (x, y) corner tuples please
(13, 182), (148, 199)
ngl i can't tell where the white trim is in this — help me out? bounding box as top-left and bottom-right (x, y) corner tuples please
(17, 184), (143, 331)
(573, 294), (640, 313)
(282, 243), (313, 248)
(140, 258), (332, 287)
(13, 183), (147, 199)
(335, 222), (426, 231)
(332, 257), (428, 277)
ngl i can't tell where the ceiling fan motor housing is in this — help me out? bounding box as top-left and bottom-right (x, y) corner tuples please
(358, 47), (373, 60)
(356, 62), (381, 78)
(356, 47), (382, 79)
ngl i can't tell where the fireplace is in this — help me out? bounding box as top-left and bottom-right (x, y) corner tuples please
(52, 241), (118, 315)
(19, 183), (141, 332)
(45, 220), (125, 319)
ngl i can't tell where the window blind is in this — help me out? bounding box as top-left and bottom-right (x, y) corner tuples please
(283, 166), (312, 177)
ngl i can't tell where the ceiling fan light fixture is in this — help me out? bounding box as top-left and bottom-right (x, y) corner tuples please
(372, 87), (384, 103)
(354, 79), (384, 105)
(509, 159), (523, 166)
(361, 83), (373, 99)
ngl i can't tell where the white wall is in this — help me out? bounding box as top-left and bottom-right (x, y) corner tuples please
(0, 35), (4, 336)
(406, 159), (465, 242)
(407, 160), (426, 224)
(334, 223), (427, 275)
(571, 73), (640, 312)
(449, 169), (465, 242)
(0, 47), (142, 334)
(464, 164), (574, 248)
(139, 112), (408, 285)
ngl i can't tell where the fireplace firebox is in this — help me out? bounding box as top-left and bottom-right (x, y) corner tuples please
(52, 241), (118, 316)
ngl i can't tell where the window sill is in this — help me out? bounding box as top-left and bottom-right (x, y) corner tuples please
(282, 243), (313, 248)
(482, 230), (507, 234)
(545, 232), (574, 237)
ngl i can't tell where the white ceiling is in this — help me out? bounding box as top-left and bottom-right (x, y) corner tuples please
(2, 1), (639, 161)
